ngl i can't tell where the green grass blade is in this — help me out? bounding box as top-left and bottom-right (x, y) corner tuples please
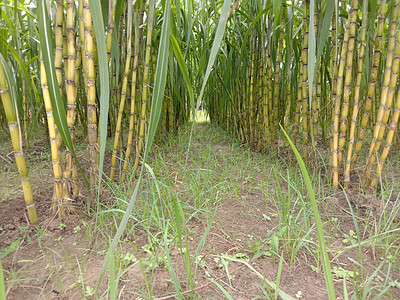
(280, 125), (336, 300)
(171, 194), (183, 249)
(218, 254), (295, 300)
(209, 278), (234, 300)
(0, 261), (5, 300)
(163, 224), (183, 299)
(109, 246), (117, 300)
(89, 0), (110, 196)
(194, 209), (215, 261)
(95, 177), (142, 295)
(275, 252), (284, 300)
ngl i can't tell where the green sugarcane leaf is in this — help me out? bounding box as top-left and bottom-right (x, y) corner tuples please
(0, 35), (34, 103)
(89, 0), (110, 197)
(0, 25), (7, 59)
(195, 0), (230, 110)
(170, 33), (195, 119)
(0, 54), (19, 122)
(273, 0), (282, 29)
(143, 0), (170, 160)
(185, 0), (232, 161)
(37, 0), (71, 150)
(240, 6), (272, 59)
(110, 0), (125, 84)
(37, 0), (89, 192)
(2, 1), (37, 19)
(316, 0), (334, 68)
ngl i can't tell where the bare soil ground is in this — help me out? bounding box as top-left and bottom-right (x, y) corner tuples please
(1, 124), (399, 299)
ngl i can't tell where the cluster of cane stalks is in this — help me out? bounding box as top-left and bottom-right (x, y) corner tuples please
(2, 0), (400, 223)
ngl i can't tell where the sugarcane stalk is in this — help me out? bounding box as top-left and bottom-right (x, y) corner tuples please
(83, 0), (98, 206)
(122, 0), (144, 182)
(133, 0), (155, 173)
(352, 0), (386, 164)
(338, 0), (359, 166)
(344, 0), (368, 185)
(249, 31), (256, 148)
(274, 11), (284, 142)
(301, 1), (309, 158)
(110, 0), (133, 181)
(63, 0), (78, 205)
(365, 1), (399, 185)
(106, 0), (117, 64)
(263, 56), (270, 144)
(332, 22), (350, 188)
(0, 61), (37, 224)
(372, 92), (400, 188)
(311, 4), (319, 140)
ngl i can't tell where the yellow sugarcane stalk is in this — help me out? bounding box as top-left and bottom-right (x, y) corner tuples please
(110, 0), (133, 181)
(0, 61), (37, 224)
(106, 0), (117, 64)
(301, 1), (309, 158)
(62, 0), (78, 205)
(293, 43), (303, 141)
(78, 0), (87, 91)
(332, 23), (350, 188)
(311, 6), (319, 140)
(262, 58), (270, 144)
(364, 1), (399, 185)
(372, 92), (400, 188)
(63, 24), (68, 76)
(40, 55), (65, 216)
(53, 0), (64, 168)
(39, 0), (65, 216)
(249, 33), (256, 148)
(256, 58), (264, 151)
(274, 12), (284, 141)
(329, 10), (338, 168)
(83, 0), (98, 206)
(267, 50), (274, 143)
(55, 0), (64, 92)
(344, 0), (368, 185)
(352, 0), (386, 164)
(134, 0), (155, 173)
(121, 4), (142, 183)
(338, 0), (358, 166)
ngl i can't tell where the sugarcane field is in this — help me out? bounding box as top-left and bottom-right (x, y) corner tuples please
(1, 0), (400, 299)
